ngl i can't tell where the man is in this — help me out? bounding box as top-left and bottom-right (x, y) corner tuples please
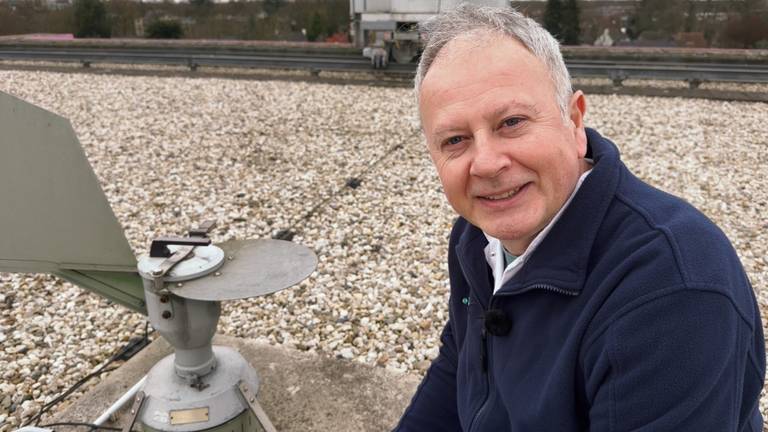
(396, 5), (765, 431)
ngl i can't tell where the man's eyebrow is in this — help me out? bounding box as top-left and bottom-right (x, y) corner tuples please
(485, 101), (540, 121)
(432, 125), (465, 138)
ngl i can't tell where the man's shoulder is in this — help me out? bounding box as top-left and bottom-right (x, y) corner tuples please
(585, 129), (747, 296)
(596, 169), (754, 321)
(612, 171), (743, 284)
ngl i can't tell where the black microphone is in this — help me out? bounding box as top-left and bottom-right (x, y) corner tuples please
(484, 309), (512, 336)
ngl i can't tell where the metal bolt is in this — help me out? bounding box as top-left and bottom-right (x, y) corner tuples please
(214, 272), (222, 277)
(162, 310), (172, 319)
(160, 295), (169, 303)
(176, 282), (183, 287)
(152, 269), (163, 276)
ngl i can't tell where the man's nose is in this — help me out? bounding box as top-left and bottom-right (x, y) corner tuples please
(469, 136), (510, 179)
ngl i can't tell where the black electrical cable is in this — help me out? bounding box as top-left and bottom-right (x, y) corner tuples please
(38, 421), (127, 431)
(272, 139), (408, 241)
(23, 321), (155, 427)
(25, 364), (121, 426)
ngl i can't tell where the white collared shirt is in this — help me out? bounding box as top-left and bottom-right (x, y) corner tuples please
(484, 168), (592, 294)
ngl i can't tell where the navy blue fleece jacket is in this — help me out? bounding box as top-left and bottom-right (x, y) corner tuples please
(396, 129), (765, 431)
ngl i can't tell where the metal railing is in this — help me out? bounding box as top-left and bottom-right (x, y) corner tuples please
(1, 46), (767, 88)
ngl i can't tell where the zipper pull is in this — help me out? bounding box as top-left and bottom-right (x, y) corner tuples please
(480, 327), (488, 373)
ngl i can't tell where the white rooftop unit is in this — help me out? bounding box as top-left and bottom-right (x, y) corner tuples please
(351, 0), (510, 66)
(352, 0), (508, 14)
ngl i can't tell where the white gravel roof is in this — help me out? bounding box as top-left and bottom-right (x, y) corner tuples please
(0, 70), (766, 430)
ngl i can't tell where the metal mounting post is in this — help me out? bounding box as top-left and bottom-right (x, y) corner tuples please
(609, 70), (627, 87)
(122, 391), (146, 432)
(237, 381), (277, 432)
(687, 77), (703, 89)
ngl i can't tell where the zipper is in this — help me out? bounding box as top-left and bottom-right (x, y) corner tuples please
(467, 283), (576, 431)
(496, 282), (579, 298)
(480, 327), (488, 372)
(469, 325), (493, 432)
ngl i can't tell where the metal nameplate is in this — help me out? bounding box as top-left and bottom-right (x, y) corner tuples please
(169, 407), (210, 425)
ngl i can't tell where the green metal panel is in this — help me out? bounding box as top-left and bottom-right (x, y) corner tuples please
(141, 409), (264, 432)
(0, 90), (145, 311)
(55, 269), (146, 314)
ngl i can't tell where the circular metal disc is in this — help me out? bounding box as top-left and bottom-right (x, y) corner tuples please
(137, 245), (225, 282)
(168, 239), (317, 301)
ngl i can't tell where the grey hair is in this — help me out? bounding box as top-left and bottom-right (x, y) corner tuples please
(414, 4), (573, 118)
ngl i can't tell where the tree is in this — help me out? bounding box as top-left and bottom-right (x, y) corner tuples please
(146, 19), (184, 39)
(72, 0), (111, 38)
(724, 15), (768, 48)
(683, 0), (696, 32)
(306, 11), (325, 41)
(543, 0), (563, 40)
(189, 0), (212, 7)
(696, 0), (725, 45)
(245, 13), (257, 39)
(561, 0), (580, 45)
(107, 0), (142, 37)
(263, 0), (283, 16)
(630, 0), (688, 42)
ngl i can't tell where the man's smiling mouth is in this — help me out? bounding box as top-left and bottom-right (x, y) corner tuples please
(481, 183), (529, 200)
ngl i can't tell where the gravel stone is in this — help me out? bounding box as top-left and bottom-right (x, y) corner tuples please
(0, 69), (766, 430)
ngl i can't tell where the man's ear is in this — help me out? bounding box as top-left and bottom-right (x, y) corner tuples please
(569, 90), (588, 158)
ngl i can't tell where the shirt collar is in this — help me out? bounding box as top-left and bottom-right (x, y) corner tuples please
(484, 167), (593, 294)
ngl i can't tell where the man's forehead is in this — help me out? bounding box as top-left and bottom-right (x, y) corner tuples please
(419, 33), (540, 102)
(419, 36), (544, 110)
(426, 31), (531, 78)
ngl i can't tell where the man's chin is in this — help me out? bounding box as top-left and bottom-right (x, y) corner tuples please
(482, 225), (526, 241)
(477, 222), (538, 252)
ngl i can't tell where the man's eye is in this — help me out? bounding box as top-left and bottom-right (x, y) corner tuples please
(502, 117), (523, 128)
(445, 136), (464, 146)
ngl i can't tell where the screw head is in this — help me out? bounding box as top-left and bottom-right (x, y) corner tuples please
(161, 310), (172, 319)
(159, 295), (169, 303)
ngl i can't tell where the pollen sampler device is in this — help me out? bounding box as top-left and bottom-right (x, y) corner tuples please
(0, 91), (317, 432)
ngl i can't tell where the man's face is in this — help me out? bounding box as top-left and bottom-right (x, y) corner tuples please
(419, 33), (588, 254)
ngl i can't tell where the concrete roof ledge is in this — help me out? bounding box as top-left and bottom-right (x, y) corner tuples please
(53, 335), (420, 432)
